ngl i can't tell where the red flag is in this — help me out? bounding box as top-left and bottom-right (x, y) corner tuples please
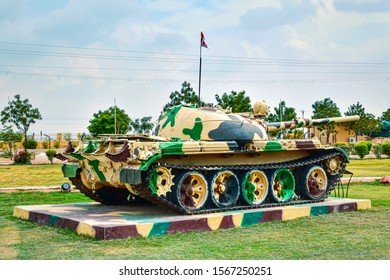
(201, 32), (208, 48)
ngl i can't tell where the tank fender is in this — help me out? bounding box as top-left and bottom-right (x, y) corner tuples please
(62, 163), (79, 178)
(334, 147), (350, 163)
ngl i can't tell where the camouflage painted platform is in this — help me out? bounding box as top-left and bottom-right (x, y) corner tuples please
(13, 198), (371, 240)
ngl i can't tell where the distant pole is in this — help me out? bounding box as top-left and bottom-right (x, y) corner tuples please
(279, 99), (283, 139)
(198, 39), (203, 108)
(301, 109), (306, 139)
(114, 98), (117, 134)
(198, 32), (208, 108)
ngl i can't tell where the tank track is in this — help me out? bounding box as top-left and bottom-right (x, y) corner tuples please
(70, 174), (147, 205)
(70, 175), (105, 203)
(132, 150), (345, 215)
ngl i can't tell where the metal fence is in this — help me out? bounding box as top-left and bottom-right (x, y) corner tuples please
(27, 133), (80, 142)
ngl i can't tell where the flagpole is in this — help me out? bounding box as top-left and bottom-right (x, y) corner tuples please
(114, 97), (117, 134)
(198, 35), (202, 108)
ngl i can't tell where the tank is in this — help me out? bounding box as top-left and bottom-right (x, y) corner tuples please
(55, 102), (360, 214)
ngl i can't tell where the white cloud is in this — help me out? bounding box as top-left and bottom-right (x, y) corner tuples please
(240, 0), (317, 30)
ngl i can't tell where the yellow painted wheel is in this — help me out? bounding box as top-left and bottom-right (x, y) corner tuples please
(176, 172), (208, 210)
(324, 155), (344, 175)
(242, 170), (269, 205)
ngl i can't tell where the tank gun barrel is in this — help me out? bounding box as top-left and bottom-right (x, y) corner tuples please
(267, 115), (360, 132)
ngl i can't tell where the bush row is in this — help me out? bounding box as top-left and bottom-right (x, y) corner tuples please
(336, 141), (390, 159)
(22, 140), (61, 149)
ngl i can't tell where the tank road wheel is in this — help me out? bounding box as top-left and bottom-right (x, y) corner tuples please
(268, 168), (295, 203)
(241, 170), (269, 205)
(149, 166), (175, 197)
(297, 166), (328, 200)
(175, 171), (208, 211)
(209, 170), (240, 208)
(323, 155), (345, 176)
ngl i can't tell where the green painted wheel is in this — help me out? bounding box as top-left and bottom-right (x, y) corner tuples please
(241, 170), (269, 205)
(209, 170), (240, 208)
(149, 166), (174, 197)
(268, 168), (295, 203)
(297, 165), (328, 200)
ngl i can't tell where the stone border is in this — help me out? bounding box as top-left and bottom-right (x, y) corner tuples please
(14, 198), (371, 240)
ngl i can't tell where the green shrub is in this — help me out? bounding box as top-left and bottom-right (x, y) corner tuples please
(335, 142), (352, 154)
(354, 142), (369, 159)
(335, 142), (348, 147)
(45, 149), (57, 164)
(0, 150), (12, 159)
(42, 141), (49, 149)
(363, 141), (373, 153)
(338, 145), (352, 155)
(349, 143), (356, 155)
(53, 141), (60, 149)
(373, 144), (382, 159)
(22, 139), (38, 149)
(13, 150), (31, 164)
(382, 142), (390, 156)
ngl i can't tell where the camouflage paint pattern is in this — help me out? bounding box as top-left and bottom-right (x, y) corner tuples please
(53, 103), (360, 213)
(14, 198), (371, 239)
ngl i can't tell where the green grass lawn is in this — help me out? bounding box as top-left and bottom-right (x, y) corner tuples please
(346, 158), (390, 177)
(0, 181), (389, 260)
(0, 164), (70, 188)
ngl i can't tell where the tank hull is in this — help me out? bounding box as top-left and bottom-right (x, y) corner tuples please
(55, 105), (357, 214)
(58, 137), (348, 214)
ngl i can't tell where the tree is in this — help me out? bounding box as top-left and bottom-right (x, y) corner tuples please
(361, 113), (382, 138)
(214, 90), (252, 113)
(0, 126), (23, 159)
(343, 102), (381, 139)
(162, 81), (203, 114)
(63, 132), (72, 142)
(311, 97), (341, 144)
(45, 149), (57, 164)
(1, 94), (42, 152)
(129, 116), (154, 134)
(343, 102), (365, 139)
(87, 106), (131, 137)
(381, 108), (390, 121)
(265, 100), (297, 123)
(265, 100), (297, 138)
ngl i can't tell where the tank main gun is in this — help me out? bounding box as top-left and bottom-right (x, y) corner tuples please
(266, 115), (360, 132)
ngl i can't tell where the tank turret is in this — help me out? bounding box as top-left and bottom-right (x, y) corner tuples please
(55, 101), (360, 214)
(154, 104), (359, 145)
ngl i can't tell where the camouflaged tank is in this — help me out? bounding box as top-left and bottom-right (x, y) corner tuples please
(55, 101), (360, 214)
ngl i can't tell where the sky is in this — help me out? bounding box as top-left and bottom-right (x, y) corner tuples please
(0, 0), (389, 135)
